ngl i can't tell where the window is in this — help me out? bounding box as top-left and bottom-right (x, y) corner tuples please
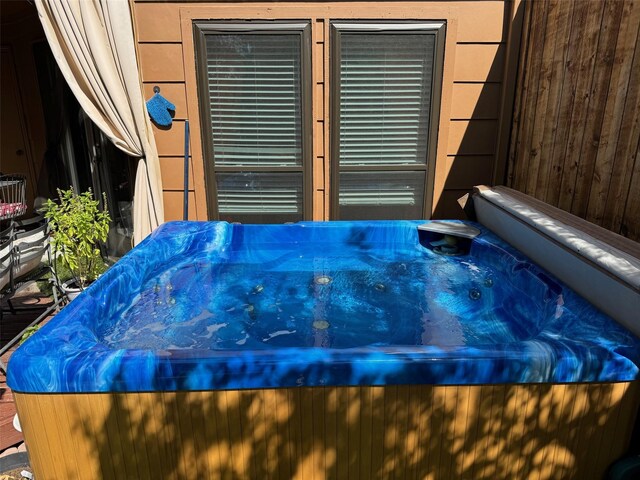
(194, 22), (312, 223)
(331, 22), (445, 220)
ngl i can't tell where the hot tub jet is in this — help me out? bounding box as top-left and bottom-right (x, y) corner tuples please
(469, 288), (481, 300)
(314, 275), (332, 285)
(313, 320), (330, 330)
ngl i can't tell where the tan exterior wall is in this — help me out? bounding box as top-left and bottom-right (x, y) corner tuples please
(16, 381), (640, 479)
(131, 0), (523, 221)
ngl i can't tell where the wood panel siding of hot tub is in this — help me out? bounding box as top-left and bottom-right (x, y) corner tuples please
(131, 0), (525, 222)
(15, 381), (640, 479)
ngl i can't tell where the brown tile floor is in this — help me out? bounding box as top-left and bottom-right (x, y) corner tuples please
(0, 386), (22, 453)
(1, 289), (57, 454)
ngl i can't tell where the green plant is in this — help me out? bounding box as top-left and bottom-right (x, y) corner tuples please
(37, 256), (109, 296)
(19, 325), (40, 345)
(43, 188), (111, 289)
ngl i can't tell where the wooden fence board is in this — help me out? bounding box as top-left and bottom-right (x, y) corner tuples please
(526, 0), (569, 196)
(544, 0), (588, 206)
(587, 0), (639, 225)
(535, 0), (573, 201)
(622, 148), (640, 239)
(508, 0), (640, 241)
(506, 0), (532, 187)
(556, 0), (607, 212)
(603, 8), (640, 233)
(511, 0), (549, 194)
(570, 0), (625, 218)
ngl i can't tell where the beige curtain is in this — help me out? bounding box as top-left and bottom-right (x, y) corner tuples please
(35, 0), (164, 245)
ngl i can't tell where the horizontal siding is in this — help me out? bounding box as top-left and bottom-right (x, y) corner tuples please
(138, 44), (185, 82)
(450, 83), (501, 119)
(152, 121), (188, 157)
(444, 155), (495, 189)
(448, 120), (498, 155)
(159, 157), (195, 190)
(133, 1), (514, 220)
(453, 44), (505, 83)
(134, 1), (509, 43)
(16, 381), (640, 479)
(433, 189), (470, 219)
(134, 2), (183, 42)
(163, 191), (198, 221)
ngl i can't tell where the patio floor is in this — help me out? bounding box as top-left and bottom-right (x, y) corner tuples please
(0, 367), (23, 455)
(1, 287), (56, 454)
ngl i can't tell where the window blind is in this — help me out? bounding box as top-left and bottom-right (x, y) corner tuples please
(339, 171), (425, 220)
(339, 34), (435, 167)
(216, 172), (302, 216)
(339, 172), (423, 206)
(198, 24), (311, 223)
(332, 24), (443, 221)
(206, 34), (303, 167)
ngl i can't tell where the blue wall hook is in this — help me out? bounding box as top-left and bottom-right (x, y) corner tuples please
(146, 86), (176, 127)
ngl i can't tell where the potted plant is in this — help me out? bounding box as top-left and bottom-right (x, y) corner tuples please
(43, 188), (111, 300)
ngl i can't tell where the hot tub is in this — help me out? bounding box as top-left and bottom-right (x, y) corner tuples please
(8, 220), (640, 479)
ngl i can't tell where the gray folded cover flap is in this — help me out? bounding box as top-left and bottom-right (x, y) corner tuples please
(474, 186), (640, 291)
(418, 221), (481, 239)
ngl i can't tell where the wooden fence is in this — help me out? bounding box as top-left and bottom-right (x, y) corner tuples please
(507, 0), (640, 241)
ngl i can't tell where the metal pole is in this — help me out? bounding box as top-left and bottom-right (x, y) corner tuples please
(183, 120), (190, 221)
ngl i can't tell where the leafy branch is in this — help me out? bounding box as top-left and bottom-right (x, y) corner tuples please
(43, 188), (111, 289)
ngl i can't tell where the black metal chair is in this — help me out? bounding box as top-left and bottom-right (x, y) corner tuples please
(0, 224), (14, 294)
(0, 215), (65, 373)
(0, 174), (28, 221)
